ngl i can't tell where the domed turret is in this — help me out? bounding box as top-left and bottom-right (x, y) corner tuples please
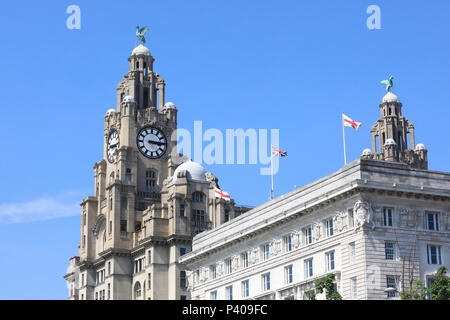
(173, 160), (206, 182)
(415, 143), (427, 151)
(382, 91), (399, 103)
(131, 44), (151, 56)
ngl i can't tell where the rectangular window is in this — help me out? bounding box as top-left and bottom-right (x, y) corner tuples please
(224, 209), (230, 222)
(180, 295), (186, 300)
(120, 197), (128, 212)
(326, 218), (334, 237)
(120, 220), (127, 232)
(225, 258), (232, 274)
(427, 212), (439, 231)
(125, 168), (132, 182)
(242, 280), (249, 298)
(226, 286), (233, 300)
(285, 265), (293, 284)
(304, 258), (313, 279)
(262, 244), (270, 261)
(349, 242), (356, 262)
(81, 273), (84, 287)
(148, 273), (151, 290)
(304, 227), (312, 245)
(383, 208), (393, 227)
(148, 250), (151, 264)
(385, 242), (397, 260)
(180, 271), (186, 288)
(180, 203), (185, 217)
(326, 251), (335, 271)
(351, 277), (357, 299)
(179, 247), (186, 257)
(108, 284), (111, 300)
(262, 273), (271, 291)
(210, 291), (217, 300)
(210, 265), (216, 279)
(427, 245), (442, 265)
(283, 235), (292, 252)
(348, 209), (354, 228)
(241, 252), (248, 268)
(386, 276), (398, 298)
(108, 262), (111, 275)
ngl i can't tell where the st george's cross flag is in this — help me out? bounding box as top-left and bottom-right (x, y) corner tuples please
(342, 113), (362, 130)
(271, 146), (288, 157)
(214, 187), (231, 201)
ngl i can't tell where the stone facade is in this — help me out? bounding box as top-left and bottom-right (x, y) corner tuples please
(179, 93), (449, 300)
(64, 44), (250, 300)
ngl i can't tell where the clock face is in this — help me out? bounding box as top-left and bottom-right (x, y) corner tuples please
(136, 126), (167, 159)
(107, 130), (120, 163)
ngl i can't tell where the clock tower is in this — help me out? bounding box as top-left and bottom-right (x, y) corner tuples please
(65, 41), (251, 300)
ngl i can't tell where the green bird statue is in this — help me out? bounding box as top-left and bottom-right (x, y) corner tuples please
(380, 76), (394, 92)
(136, 26), (149, 44)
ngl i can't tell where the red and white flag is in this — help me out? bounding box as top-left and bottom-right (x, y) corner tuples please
(342, 113), (362, 130)
(214, 187), (230, 201)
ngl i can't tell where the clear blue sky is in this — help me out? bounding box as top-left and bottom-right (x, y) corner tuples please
(0, 0), (448, 299)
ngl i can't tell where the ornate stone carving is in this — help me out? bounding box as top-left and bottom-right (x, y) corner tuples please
(399, 207), (409, 227)
(333, 211), (348, 232)
(354, 200), (375, 231)
(216, 261), (224, 277)
(292, 230), (301, 249)
(199, 267), (208, 283)
(186, 270), (193, 291)
(205, 172), (219, 187)
(270, 239), (282, 257)
(232, 255), (239, 272)
(371, 204), (383, 226)
(249, 248), (259, 266)
(313, 221), (321, 241)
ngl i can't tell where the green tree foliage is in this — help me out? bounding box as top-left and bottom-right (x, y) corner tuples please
(401, 266), (449, 300)
(314, 274), (342, 300)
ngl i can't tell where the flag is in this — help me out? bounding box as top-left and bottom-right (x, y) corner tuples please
(214, 187), (230, 201)
(342, 113), (362, 130)
(271, 145), (288, 157)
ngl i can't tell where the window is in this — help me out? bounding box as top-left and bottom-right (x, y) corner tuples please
(427, 212), (439, 231)
(125, 168), (132, 182)
(134, 221), (141, 232)
(225, 258), (232, 274)
(210, 291), (217, 300)
(109, 220), (112, 233)
(120, 220), (127, 233)
(325, 218), (334, 237)
(134, 258), (144, 274)
(427, 245), (442, 265)
(120, 197), (128, 212)
(385, 242), (398, 260)
(242, 280), (249, 298)
(386, 276), (398, 298)
(192, 210), (206, 222)
(180, 247), (186, 257)
(134, 282), (142, 299)
(305, 290), (315, 300)
(148, 273), (151, 290)
(81, 273), (84, 287)
(351, 277), (357, 299)
(145, 170), (157, 192)
(96, 269), (105, 284)
(95, 292), (98, 300)
(108, 262), (111, 275)
(226, 286), (233, 300)
(241, 252), (249, 268)
(147, 250), (151, 264)
(283, 235), (292, 252)
(304, 258), (313, 279)
(192, 192), (204, 202)
(224, 209), (230, 222)
(262, 244), (270, 261)
(326, 251), (335, 271)
(349, 242), (356, 262)
(262, 273), (271, 291)
(108, 283), (111, 300)
(285, 265), (293, 284)
(180, 295), (186, 300)
(348, 209), (354, 228)
(304, 227), (312, 245)
(81, 294), (84, 300)
(180, 203), (185, 217)
(383, 208), (393, 227)
(210, 265), (216, 279)
(180, 271), (186, 288)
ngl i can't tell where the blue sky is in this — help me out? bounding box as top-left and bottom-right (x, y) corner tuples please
(0, 0), (449, 299)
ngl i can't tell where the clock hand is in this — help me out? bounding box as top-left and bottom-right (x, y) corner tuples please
(147, 140), (165, 146)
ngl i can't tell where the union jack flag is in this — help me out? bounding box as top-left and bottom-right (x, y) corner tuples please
(271, 145), (288, 157)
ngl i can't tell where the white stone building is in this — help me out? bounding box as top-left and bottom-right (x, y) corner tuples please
(179, 92), (450, 300)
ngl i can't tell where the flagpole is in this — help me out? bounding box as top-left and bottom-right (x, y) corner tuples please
(342, 112), (347, 165)
(270, 145), (274, 200)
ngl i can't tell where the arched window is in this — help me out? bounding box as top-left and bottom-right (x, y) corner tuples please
(145, 169), (157, 192)
(192, 192), (204, 203)
(134, 282), (142, 300)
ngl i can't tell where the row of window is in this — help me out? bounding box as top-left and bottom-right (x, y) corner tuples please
(384, 241), (443, 265)
(383, 208), (440, 231)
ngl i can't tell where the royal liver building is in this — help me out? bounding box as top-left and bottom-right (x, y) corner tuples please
(64, 42), (249, 300)
(180, 90), (450, 300)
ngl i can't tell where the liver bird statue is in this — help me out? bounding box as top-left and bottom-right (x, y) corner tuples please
(136, 26), (149, 44)
(380, 76), (394, 92)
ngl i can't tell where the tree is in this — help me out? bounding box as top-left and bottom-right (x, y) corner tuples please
(430, 267), (450, 300)
(314, 273), (342, 300)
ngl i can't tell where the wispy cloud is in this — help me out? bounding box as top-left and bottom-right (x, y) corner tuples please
(0, 193), (83, 224)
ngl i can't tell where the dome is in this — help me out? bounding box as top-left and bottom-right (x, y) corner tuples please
(415, 143), (427, 151)
(384, 138), (397, 147)
(123, 95), (135, 103)
(105, 108), (115, 115)
(173, 160), (206, 182)
(361, 148), (372, 156)
(382, 92), (399, 103)
(131, 44), (150, 56)
(163, 101), (176, 109)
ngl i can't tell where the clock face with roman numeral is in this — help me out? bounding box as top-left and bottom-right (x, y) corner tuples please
(107, 129), (120, 163)
(136, 126), (167, 159)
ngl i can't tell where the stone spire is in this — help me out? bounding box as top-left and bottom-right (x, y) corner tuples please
(362, 91), (428, 169)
